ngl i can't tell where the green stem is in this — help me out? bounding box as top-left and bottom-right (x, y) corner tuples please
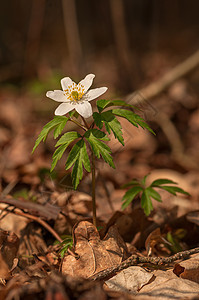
(81, 116), (90, 129)
(91, 151), (97, 227)
(69, 118), (87, 131)
(81, 116), (97, 227)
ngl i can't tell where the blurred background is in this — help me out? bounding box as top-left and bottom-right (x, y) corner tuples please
(0, 0), (199, 218)
(0, 0), (199, 93)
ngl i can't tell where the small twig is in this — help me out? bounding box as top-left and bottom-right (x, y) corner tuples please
(0, 205), (63, 243)
(127, 49), (199, 103)
(90, 247), (199, 281)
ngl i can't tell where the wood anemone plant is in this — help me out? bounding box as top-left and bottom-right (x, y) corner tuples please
(32, 73), (156, 226)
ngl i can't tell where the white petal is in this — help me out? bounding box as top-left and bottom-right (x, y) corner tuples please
(55, 102), (74, 115)
(75, 101), (92, 118)
(78, 74), (95, 93)
(46, 90), (67, 102)
(61, 77), (75, 90)
(82, 87), (108, 102)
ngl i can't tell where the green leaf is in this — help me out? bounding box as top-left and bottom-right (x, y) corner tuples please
(151, 179), (177, 187)
(32, 116), (68, 153)
(55, 131), (81, 147)
(93, 111), (124, 145)
(122, 186), (143, 210)
(157, 185), (190, 196)
(51, 144), (68, 171)
(97, 99), (136, 113)
(141, 174), (148, 186)
(141, 190), (154, 216)
(57, 235), (73, 258)
(65, 139), (91, 189)
(51, 132), (81, 171)
(145, 187), (162, 202)
(84, 129), (115, 168)
(121, 179), (140, 188)
(112, 108), (155, 135)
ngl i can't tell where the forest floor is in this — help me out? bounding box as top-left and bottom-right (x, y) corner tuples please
(1, 52), (199, 299)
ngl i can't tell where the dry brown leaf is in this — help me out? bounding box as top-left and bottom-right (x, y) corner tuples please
(62, 221), (128, 278)
(145, 228), (170, 256)
(105, 266), (153, 295)
(173, 253), (199, 284)
(0, 230), (19, 281)
(0, 252), (10, 280)
(137, 270), (199, 299)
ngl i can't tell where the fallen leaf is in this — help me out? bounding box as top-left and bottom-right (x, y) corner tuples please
(173, 253), (199, 284)
(137, 269), (199, 299)
(145, 228), (170, 256)
(62, 221), (128, 278)
(105, 266), (153, 295)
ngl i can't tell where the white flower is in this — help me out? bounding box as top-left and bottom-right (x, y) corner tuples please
(46, 74), (107, 118)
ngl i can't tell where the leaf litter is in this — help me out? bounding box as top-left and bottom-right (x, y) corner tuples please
(1, 67), (199, 299)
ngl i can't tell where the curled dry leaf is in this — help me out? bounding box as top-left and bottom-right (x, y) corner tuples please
(145, 228), (170, 256)
(62, 221), (128, 278)
(173, 253), (199, 284)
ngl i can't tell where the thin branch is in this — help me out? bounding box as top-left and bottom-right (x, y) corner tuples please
(127, 49), (199, 103)
(0, 205), (63, 243)
(90, 247), (199, 281)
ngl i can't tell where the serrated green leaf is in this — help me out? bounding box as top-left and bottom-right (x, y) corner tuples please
(51, 132), (81, 171)
(32, 116), (68, 153)
(151, 179), (177, 187)
(112, 109), (155, 135)
(122, 186), (143, 210)
(141, 190), (154, 216)
(65, 139), (91, 189)
(157, 185), (190, 196)
(92, 112), (103, 129)
(93, 111), (124, 145)
(55, 131), (81, 147)
(96, 99), (137, 113)
(145, 187), (162, 202)
(85, 128), (110, 141)
(51, 144), (68, 171)
(84, 129), (115, 168)
(65, 139), (83, 170)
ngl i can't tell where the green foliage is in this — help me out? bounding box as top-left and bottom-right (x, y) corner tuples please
(96, 99), (136, 113)
(51, 131), (81, 171)
(84, 129), (115, 168)
(94, 99), (155, 146)
(112, 109), (155, 135)
(93, 111), (124, 145)
(32, 98), (156, 191)
(122, 175), (190, 216)
(65, 139), (91, 189)
(32, 116), (68, 153)
(54, 235), (73, 258)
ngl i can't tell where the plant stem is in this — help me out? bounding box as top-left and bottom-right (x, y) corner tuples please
(69, 118), (87, 131)
(81, 116), (90, 129)
(91, 151), (97, 227)
(80, 116), (97, 227)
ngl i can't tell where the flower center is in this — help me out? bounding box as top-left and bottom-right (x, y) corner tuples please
(71, 91), (79, 101)
(64, 83), (85, 102)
